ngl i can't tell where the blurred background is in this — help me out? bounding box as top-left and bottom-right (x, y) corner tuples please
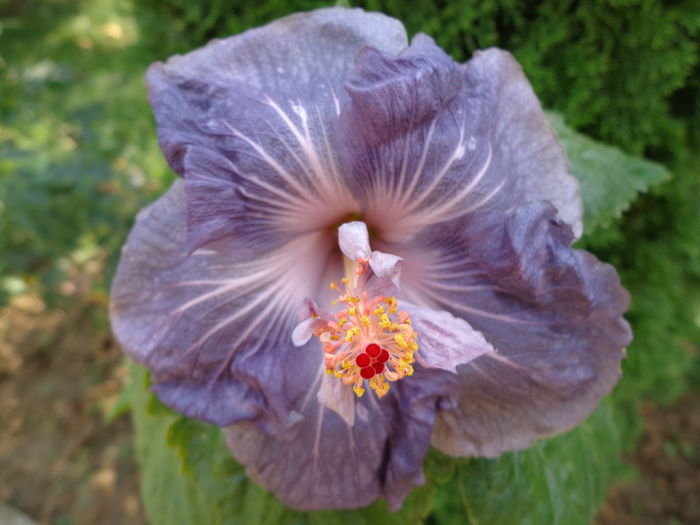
(0, 0), (698, 524)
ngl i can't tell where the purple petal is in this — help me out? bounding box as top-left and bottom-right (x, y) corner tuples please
(403, 303), (495, 373)
(338, 38), (582, 240)
(382, 369), (455, 509)
(397, 202), (630, 456)
(225, 366), (450, 511)
(110, 181), (330, 427)
(147, 8), (408, 253)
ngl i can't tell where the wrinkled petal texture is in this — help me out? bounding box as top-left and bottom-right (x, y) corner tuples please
(339, 35), (582, 240)
(113, 8), (455, 511)
(111, 181), (327, 429)
(147, 8), (407, 254)
(397, 202), (631, 457)
(226, 366), (454, 511)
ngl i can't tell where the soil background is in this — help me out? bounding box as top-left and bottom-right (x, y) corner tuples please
(1, 294), (698, 525)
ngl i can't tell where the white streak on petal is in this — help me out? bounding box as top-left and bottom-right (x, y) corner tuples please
(180, 285), (286, 362)
(486, 350), (537, 373)
(426, 281), (499, 293)
(218, 120), (314, 199)
(398, 117), (438, 206)
(402, 142), (496, 229)
(265, 98), (338, 199)
(330, 88), (341, 117)
(403, 117), (468, 213)
(300, 366), (324, 413)
(412, 282), (547, 325)
(315, 103), (348, 195)
(311, 404), (325, 485)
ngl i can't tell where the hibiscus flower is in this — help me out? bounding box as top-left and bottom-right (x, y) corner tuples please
(110, 7), (631, 511)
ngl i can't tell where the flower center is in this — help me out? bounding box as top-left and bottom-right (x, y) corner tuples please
(313, 259), (418, 398)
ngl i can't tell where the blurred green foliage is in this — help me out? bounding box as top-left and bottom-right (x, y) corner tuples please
(1, 0), (699, 523)
(0, 0), (172, 305)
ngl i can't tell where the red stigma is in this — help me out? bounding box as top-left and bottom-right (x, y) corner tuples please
(355, 353), (371, 367)
(366, 343), (381, 357)
(373, 362), (385, 374)
(360, 366), (375, 379)
(378, 349), (389, 363)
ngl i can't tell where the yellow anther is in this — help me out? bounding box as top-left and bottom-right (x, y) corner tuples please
(342, 360), (352, 369)
(337, 317), (348, 327)
(325, 368), (333, 375)
(361, 315), (370, 327)
(353, 385), (365, 397)
(379, 314), (391, 329)
(341, 278), (349, 284)
(333, 370), (344, 378)
(373, 305), (385, 316)
(348, 307), (356, 316)
(330, 282), (338, 290)
(394, 333), (408, 349)
(369, 376), (390, 398)
(344, 327), (359, 342)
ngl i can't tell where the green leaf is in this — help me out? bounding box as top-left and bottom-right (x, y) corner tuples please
(429, 399), (628, 525)
(547, 113), (670, 233)
(128, 362), (220, 524)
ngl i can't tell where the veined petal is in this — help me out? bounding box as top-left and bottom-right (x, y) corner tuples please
(317, 371), (356, 426)
(110, 181), (332, 427)
(147, 8), (408, 253)
(338, 37), (582, 240)
(225, 365), (449, 511)
(396, 202), (630, 456)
